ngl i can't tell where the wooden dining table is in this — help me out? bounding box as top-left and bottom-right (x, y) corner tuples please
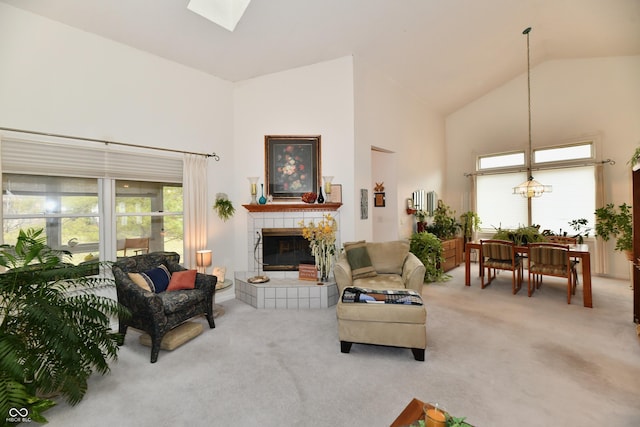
(464, 241), (593, 308)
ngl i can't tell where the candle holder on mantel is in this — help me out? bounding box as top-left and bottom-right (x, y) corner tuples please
(323, 176), (334, 197)
(248, 177), (259, 205)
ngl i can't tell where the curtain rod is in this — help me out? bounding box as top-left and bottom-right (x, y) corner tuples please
(464, 158), (615, 177)
(0, 126), (220, 161)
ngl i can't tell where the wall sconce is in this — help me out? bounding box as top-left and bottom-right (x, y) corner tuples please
(196, 249), (212, 274)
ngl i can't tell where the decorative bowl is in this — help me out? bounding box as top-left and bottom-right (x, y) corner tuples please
(301, 192), (317, 203)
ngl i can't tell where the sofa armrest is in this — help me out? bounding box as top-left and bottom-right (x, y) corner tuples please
(402, 252), (426, 293)
(334, 255), (353, 295)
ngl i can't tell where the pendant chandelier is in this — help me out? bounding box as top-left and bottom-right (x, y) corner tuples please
(513, 27), (552, 198)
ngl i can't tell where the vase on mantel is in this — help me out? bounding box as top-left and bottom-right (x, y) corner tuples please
(258, 184), (267, 205)
(317, 187), (325, 204)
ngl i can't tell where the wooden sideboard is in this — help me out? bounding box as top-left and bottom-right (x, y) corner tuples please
(441, 237), (463, 272)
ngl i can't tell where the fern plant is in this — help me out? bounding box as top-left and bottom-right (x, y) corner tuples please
(0, 228), (128, 423)
(213, 193), (236, 221)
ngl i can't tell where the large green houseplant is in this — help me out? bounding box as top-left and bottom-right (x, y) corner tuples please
(0, 228), (127, 423)
(425, 200), (460, 240)
(595, 202), (633, 259)
(409, 232), (448, 282)
(492, 225), (545, 246)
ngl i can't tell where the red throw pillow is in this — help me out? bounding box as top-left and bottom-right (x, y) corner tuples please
(167, 269), (197, 291)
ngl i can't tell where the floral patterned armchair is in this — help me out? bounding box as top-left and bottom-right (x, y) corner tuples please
(111, 252), (216, 363)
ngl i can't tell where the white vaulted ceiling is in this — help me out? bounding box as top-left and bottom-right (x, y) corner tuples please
(2, 0), (639, 115)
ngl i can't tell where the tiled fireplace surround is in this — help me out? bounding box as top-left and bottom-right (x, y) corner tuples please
(235, 205), (341, 309)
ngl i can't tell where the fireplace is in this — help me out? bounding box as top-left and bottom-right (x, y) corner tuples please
(244, 206), (341, 279)
(261, 228), (314, 271)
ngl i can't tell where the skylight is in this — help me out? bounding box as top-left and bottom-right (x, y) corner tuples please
(187, 0), (251, 32)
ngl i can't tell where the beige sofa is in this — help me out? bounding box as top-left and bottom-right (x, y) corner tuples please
(333, 240), (427, 361)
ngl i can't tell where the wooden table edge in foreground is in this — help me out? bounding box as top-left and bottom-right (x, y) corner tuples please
(464, 241), (593, 308)
(390, 398), (474, 427)
(390, 398), (433, 427)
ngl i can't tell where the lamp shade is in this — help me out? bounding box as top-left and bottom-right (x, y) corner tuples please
(513, 177), (552, 198)
(196, 249), (212, 267)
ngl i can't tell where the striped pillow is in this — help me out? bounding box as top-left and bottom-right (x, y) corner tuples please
(128, 264), (172, 293)
(344, 241), (377, 280)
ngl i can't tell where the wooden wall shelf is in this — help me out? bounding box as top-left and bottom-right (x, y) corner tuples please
(243, 203), (342, 213)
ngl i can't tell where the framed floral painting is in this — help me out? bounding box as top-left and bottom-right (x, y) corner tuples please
(265, 135), (321, 200)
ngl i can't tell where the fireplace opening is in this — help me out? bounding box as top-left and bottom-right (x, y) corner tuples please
(261, 228), (314, 271)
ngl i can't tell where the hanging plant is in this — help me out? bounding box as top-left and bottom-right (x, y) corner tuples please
(213, 193), (235, 221)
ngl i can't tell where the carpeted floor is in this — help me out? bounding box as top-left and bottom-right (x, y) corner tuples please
(41, 266), (640, 427)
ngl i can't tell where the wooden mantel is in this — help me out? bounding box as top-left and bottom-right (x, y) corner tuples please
(243, 203), (342, 212)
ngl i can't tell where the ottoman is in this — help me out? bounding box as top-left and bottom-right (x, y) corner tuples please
(336, 293), (427, 361)
(140, 321), (203, 351)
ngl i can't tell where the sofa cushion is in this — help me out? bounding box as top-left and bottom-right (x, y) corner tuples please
(344, 241), (377, 280)
(337, 299), (426, 324)
(366, 240), (410, 274)
(167, 269), (197, 291)
(159, 288), (206, 314)
(353, 274), (406, 291)
(142, 265), (172, 293)
(128, 272), (153, 292)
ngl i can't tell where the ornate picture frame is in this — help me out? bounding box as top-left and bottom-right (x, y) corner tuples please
(265, 135), (321, 200)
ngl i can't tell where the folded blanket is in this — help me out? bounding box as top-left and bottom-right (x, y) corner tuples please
(341, 286), (423, 305)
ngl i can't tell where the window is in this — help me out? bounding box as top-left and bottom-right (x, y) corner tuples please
(476, 142), (596, 235)
(1, 137), (184, 262)
(478, 152), (525, 170)
(534, 142), (593, 164)
(3, 174), (100, 263)
(115, 181), (183, 256)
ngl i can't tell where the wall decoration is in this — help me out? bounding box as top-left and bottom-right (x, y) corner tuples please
(360, 188), (368, 219)
(374, 192), (386, 207)
(374, 182), (385, 192)
(265, 135), (321, 200)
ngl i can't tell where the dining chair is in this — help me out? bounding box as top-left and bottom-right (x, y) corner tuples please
(545, 235), (579, 293)
(528, 242), (574, 303)
(480, 239), (523, 294)
(123, 237), (150, 256)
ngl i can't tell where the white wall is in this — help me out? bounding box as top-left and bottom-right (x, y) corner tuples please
(0, 3), (235, 270)
(354, 58), (446, 241)
(371, 149), (398, 242)
(446, 55), (640, 279)
(233, 56), (356, 272)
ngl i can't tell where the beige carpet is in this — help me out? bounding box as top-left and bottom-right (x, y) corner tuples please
(41, 265), (640, 427)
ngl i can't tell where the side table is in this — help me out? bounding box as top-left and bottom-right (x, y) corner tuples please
(214, 278), (232, 318)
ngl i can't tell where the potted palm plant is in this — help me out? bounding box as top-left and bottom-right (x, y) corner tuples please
(0, 228), (127, 423)
(595, 202), (633, 260)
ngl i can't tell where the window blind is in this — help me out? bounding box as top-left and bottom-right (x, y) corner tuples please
(1, 138), (183, 183)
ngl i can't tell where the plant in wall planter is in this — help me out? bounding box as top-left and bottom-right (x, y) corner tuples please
(595, 202), (633, 260)
(213, 193), (235, 221)
(629, 146), (640, 170)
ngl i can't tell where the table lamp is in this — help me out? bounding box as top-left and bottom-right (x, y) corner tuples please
(196, 249), (212, 274)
